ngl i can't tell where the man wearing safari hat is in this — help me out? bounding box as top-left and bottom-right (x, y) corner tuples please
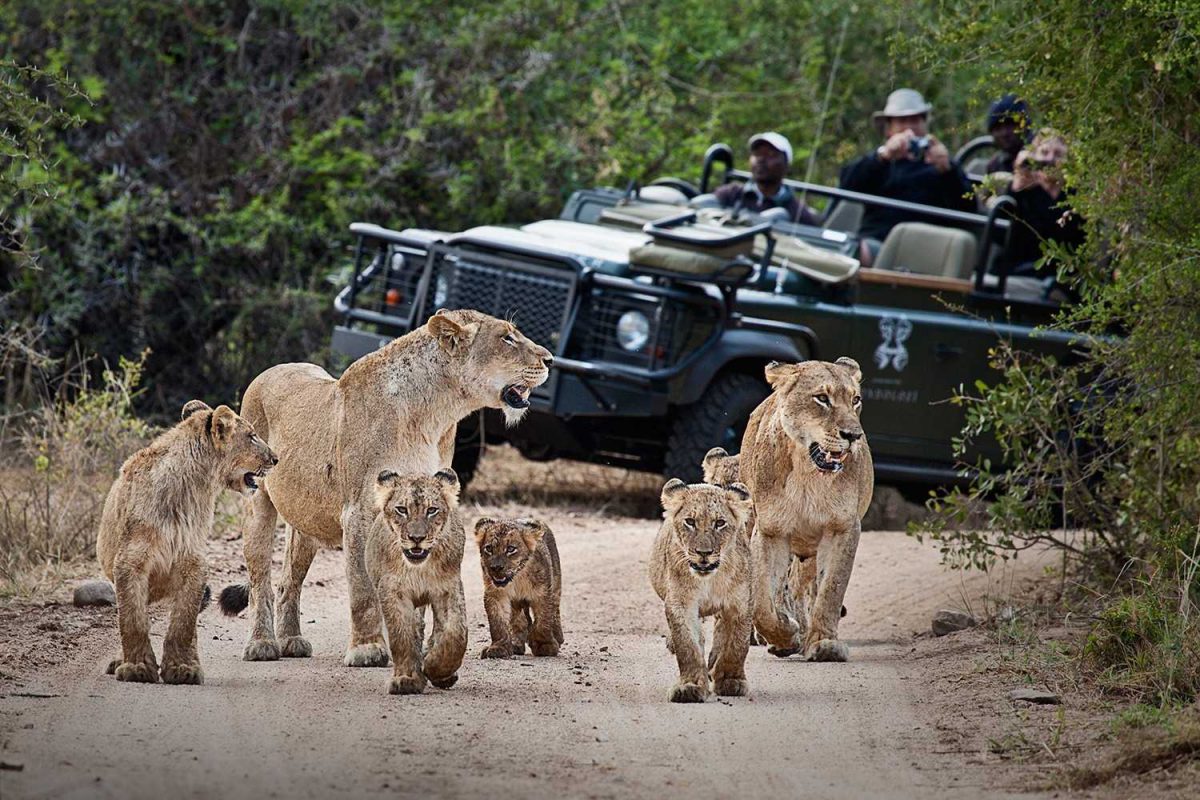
(840, 88), (973, 266)
(714, 132), (820, 225)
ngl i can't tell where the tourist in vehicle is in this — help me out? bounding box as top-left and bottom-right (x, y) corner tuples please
(995, 129), (1085, 280)
(713, 132), (820, 225)
(839, 88), (974, 266)
(984, 94), (1032, 174)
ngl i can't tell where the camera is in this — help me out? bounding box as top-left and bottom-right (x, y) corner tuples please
(908, 136), (931, 158)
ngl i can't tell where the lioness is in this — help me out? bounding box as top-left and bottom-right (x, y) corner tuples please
(739, 357), (872, 662)
(473, 517), (564, 659)
(97, 400), (276, 684)
(649, 478), (754, 703)
(220, 309), (551, 665)
(368, 469), (467, 695)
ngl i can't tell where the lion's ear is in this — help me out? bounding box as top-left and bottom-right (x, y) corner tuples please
(434, 468), (460, 503)
(209, 406), (238, 444)
(725, 482), (752, 504)
(181, 399), (211, 420)
(518, 519), (546, 552)
(473, 517), (496, 545)
(428, 310), (476, 352)
(703, 447), (729, 465)
(765, 360), (799, 388)
(661, 478), (687, 510)
(374, 470), (400, 512)
(835, 356), (862, 384)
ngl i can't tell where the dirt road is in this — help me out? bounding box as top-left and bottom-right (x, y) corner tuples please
(0, 497), (1051, 800)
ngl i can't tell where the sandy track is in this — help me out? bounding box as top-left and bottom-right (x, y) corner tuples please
(0, 512), (1047, 800)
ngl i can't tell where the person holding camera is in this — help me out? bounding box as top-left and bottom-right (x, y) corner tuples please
(995, 129), (1085, 280)
(839, 88), (974, 266)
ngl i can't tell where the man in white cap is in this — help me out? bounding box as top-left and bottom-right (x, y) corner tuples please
(714, 132), (820, 225)
(840, 88), (973, 266)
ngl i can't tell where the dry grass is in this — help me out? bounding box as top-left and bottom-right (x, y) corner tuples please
(464, 444), (664, 518)
(1064, 704), (1200, 790)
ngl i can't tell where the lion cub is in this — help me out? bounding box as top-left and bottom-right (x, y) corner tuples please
(368, 469), (468, 695)
(649, 478), (754, 703)
(473, 517), (564, 659)
(97, 400), (276, 684)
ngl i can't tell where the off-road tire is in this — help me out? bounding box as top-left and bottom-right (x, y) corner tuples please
(664, 372), (770, 483)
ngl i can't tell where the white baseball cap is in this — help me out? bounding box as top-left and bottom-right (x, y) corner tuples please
(748, 131), (793, 165)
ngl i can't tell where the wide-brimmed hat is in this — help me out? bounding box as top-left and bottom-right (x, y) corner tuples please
(872, 88), (933, 121)
(747, 131), (793, 164)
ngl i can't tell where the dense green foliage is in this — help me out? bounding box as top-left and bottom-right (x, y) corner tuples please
(909, 1), (1200, 703)
(1, 0), (990, 413)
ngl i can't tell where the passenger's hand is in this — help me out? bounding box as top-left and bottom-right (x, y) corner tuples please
(878, 130), (912, 162)
(1010, 150), (1036, 191)
(924, 136), (951, 173)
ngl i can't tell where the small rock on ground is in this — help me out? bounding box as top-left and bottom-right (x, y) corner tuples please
(73, 580), (116, 607)
(1008, 688), (1061, 705)
(931, 609), (976, 637)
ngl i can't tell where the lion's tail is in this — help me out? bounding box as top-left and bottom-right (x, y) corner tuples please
(218, 583), (251, 617)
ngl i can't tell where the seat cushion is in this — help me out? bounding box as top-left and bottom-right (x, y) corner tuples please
(874, 222), (977, 279)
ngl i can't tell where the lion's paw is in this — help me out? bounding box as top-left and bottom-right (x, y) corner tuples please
(668, 681), (709, 703)
(480, 644), (511, 659)
(344, 642), (390, 668)
(242, 638), (281, 662)
(767, 645), (801, 658)
(388, 675), (426, 695)
(105, 658), (121, 675)
(161, 661), (205, 685)
(279, 635), (313, 658)
(114, 660), (160, 683)
(807, 639), (850, 662)
(510, 641), (526, 656)
(530, 641), (559, 657)
(429, 673), (458, 690)
(714, 677), (749, 697)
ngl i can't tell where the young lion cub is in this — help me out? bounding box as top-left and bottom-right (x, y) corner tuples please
(368, 469), (468, 695)
(649, 478), (754, 703)
(473, 517), (564, 659)
(97, 400), (276, 684)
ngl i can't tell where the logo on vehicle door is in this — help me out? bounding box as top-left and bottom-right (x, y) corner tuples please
(874, 315), (912, 372)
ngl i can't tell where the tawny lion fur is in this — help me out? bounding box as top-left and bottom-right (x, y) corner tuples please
(735, 357), (873, 662)
(96, 400), (275, 684)
(649, 479), (754, 703)
(367, 469), (467, 695)
(221, 309), (550, 666)
(473, 517), (564, 660)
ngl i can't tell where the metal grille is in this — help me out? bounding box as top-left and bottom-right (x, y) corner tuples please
(419, 255), (573, 354)
(578, 291), (681, 370)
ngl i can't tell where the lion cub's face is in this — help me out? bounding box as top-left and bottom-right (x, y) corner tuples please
(183, 400), (277, 494)
(427, 309), (553, 427)
(660, 479), (752, 577)
(473, 518), (546, 587)
(374, 469), (460, 564)
(766, 357), (866, 474)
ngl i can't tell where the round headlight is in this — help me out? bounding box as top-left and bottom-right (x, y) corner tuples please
(616, 310), (650, 352)
(433, 272), (451, 307)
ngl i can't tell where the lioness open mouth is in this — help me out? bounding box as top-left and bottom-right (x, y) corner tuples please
(243, 469), (267, 492)
(501, 384), (532, 410)
(808, 443), (848, 474)
(689, 560), (720, 575)
(491, 575), (513, 587)
(403, 547), (430, 563)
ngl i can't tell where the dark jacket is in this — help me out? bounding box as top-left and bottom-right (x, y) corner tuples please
(995, 184), (1085, 278)
(838, 154), (974, 241)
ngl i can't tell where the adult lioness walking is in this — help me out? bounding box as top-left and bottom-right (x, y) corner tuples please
(220, 309), (551, 665)
(739, 357), (872, 662)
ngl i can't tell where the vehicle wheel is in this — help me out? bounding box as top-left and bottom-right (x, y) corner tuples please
(452, 414), (483, 488)
(664, 373), (770, 483)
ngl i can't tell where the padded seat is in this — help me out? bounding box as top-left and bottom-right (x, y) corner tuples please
(638, 185), (690, 205)
(874, 222), (977, 279)
(822, 200), (863, 233)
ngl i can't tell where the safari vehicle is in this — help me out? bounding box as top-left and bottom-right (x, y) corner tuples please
(330, 143), (1079, 492)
